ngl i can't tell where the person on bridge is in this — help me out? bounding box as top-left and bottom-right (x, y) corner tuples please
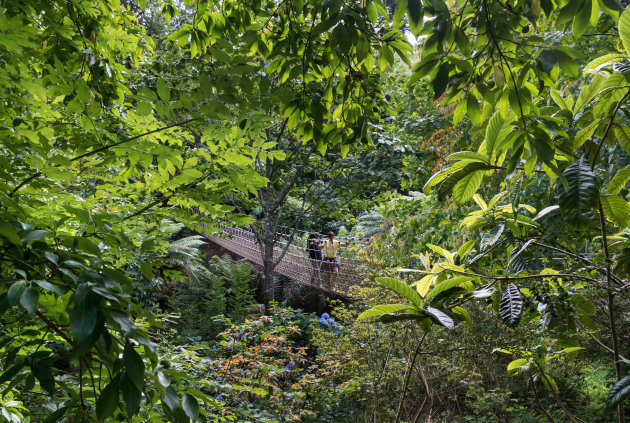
(321, 231), (353, 287)
(307, 232), (323, 288)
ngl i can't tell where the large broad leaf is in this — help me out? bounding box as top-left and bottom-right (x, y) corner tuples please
(425, 277), (472, 302)
(96, 378), (120, 422)
(558, 158), (600, 227)
(182, 394), (200, 422)
(393, 0), (407, 26)
(619, 7), (630, 54)
(406, 0), (423, 37)
(357, 304), (411, 320)
(607, 165), (630, 194)
(19, 286), (39, 314)
(375, 277), (423, 310)
(607, 375), (630, 410)
(120, 373), (142, 417)
(70, 299), (97, 342)
(452, 170), (483, 204)
(438, 162), (492, 200)
(124, 343), (145, 391)
(601, 195), (630, 228)
(483, 110), (515, 161)
(499, 283), (522, 327)
(426, 306), (454, 329)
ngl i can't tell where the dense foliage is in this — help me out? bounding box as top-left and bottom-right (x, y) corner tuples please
(2, 0), (630, 422)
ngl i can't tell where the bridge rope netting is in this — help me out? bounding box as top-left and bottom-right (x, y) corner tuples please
(198, 223), (370, 297)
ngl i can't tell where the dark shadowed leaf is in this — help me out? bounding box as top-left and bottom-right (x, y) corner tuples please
(124, 343), (145, 391)
(182, 393), (200, 421)
(96, 378), (120, 422)
(607, 375), (630, 410)
(559, 158), (599, 227)
(500, 283), (522, 327)
(120, 373), (142, 416)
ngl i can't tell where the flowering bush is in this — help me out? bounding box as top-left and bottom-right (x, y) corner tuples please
(159, 306), (360, 422)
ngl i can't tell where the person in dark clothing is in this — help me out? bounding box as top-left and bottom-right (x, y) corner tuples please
(307, 232), (323, 287)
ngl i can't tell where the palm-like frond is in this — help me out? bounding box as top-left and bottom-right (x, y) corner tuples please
(353, 210), (384, 237)
(165, 236), (206, 267)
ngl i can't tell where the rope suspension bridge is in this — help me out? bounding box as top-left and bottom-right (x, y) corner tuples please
(201, 224), (370, 297)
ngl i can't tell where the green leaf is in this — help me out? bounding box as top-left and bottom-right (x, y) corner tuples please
(22, 230), (48, 243)
(19, 286), (39, 314)
(375, 277), (423, 310)
(425, 277), (472, 302)
(158, 372), (171, 387)
(557, 0), (585, 26)
(33, 362), (54, 394)
(7, 280), (26, 306)
(452, 170), (483, 204)
(42, 406), (68, 423)
(0, 363), (25, 385)
(358, 304), (410, 319)
(163, 386), (179, 412)
(457, 240), (475, 259)
(437, 162), (492, 200)
(550, 89), (571, 111)
(607, 165), (630, 194)
(432, 63), (450, 99)
(559, 158), (600, 227)
(120, 373), (142, 417)
(156, 78), (171, 101)
(600, 0), (623, 12)
(426, 306), (454, 329)
(452, 306), (472, 327)
(466, 93), (481, 125)
(136, 101), (153, 116)
(96, 378), (120, 422)
(140, 262), (153, 280)
(499, 283), (522, 327)
(573, 118), (600, 151)
(573, 0), (592, 37)
(507, 358), (530, 375)
(615, 126), (630, 155)
(70, 299), (97, 342)
(366, 1), (378, 23)
(76, 238), (100, 256)
(554, 49), (579, 78)
(423, 160), (472, 193)
(446, 151), (488, 163)
(607, 375), (630, 410)
(600, 195), (630, 228)
(182, 394), (200, 422)
(32, 280), (62, 295)
(124, 343), (145, 391)
(569, 294), (596, 316)
(0, 222), (21, 246)
(484, 111), (515, 161)
(393, 0), (408, 26)
(407, 0), (423, 37)
(620, 8), (630, 54)
(356, 35), (370, 63)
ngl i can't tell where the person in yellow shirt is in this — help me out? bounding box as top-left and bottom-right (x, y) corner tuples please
(321, 231), (353, 287)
